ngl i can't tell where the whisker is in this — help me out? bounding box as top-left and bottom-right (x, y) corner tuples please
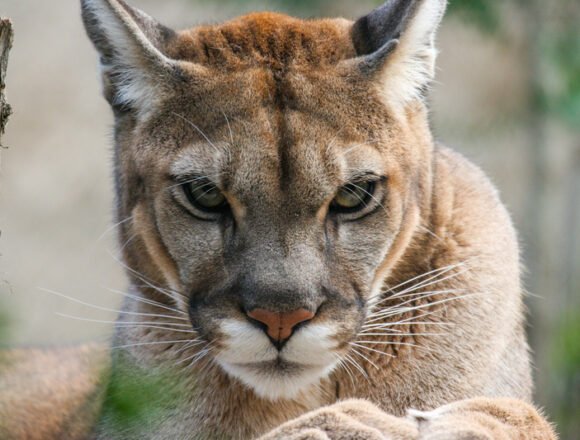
(96, 215), (133, 242)
(417, 224), (444, 243)
(349, 342), (396, 358)
(334, 355), (357, 389)
(343, 353), (370, 383)
(110, 339), (200, 350)
(177, 343), (213, 368)
(55, 313), (196, 333)
(39, 287), (188, 322)
(109, 252), (187, 300)
(379, 288), (464, 303)
(372, 261), (469, 307)
(354, 340), (431, 349)
(370, 266), (472, 312)
(165, 172), (226, 192)
(106, 287), (188, 316)
(222, 110), (234, 144)
(362, 313), (454, 330)
(366, 289), (465, 321)
(173, 112), (222, 155)
(323, 127), (345, 157)
(349, 346), (379, 370)
(364, 293), (478, 324)
(118, 231), (138, 253)
(389, 267), (472, 300)
(367, 289), (463, 318)
(358, 332), (446, 337)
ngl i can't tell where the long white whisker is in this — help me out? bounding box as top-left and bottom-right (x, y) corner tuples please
(334, 355), (356, 389)
(106, 287), (188, 316)
(371, 261), (469, 309)
(175, 339), (206, 354)
(349, 342), (396, 358)
(343, 353), (370, 382)
(349, 346), (379, 370)
(366, 289), (465, 321)
(177, 343), (213, 367)
(39, 287), (188, 322)
(354, 340), (430, 349)
(362, 321), (453, 330)
(365, 293), (478, 324)
(55, 313), (196, 333)
(110, 339), (200, 350)
(359, 332), (446, 337)
(96, 215), (133, 242)
(367, 289), (463, 318)
(388, 267), (472, 300)
(364, 309), (448, 328)
(109, 252), (187, 300)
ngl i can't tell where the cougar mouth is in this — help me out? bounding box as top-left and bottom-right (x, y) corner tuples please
(213, 318), (343, 400)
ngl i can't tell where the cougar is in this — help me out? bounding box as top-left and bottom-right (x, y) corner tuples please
(0, 0), (556, 438)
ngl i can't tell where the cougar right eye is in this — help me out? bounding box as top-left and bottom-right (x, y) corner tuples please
(182, 179), (229, 213)
(330, 181), (376, 214)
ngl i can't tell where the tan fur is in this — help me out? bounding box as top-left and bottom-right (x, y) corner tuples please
(0, 345), (107, 440)
(0, 1), (557, 439)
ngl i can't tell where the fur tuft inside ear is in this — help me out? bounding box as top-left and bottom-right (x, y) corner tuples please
(81, 0), (177, 113)
(352, 0), (447, 107)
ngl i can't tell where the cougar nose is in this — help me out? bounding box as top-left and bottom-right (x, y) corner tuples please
(247, 308), (315, 343)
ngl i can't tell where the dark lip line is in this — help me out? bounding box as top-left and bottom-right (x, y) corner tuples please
(230, 358), (328, 369)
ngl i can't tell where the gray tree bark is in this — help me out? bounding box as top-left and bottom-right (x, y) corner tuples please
(0, 18), (13, 154)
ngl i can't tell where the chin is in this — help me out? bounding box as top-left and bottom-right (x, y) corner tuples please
(218, 359), (339, 400)
(214, 319), (342, 400)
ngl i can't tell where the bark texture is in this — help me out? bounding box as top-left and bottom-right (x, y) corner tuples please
(0, 18), (13, 151)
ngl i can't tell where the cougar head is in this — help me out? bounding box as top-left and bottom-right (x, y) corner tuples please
(82, 0), (446, 400)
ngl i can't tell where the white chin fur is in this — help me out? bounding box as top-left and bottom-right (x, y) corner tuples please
(218, 360), (339, 400)
(215, 320), (340, 400)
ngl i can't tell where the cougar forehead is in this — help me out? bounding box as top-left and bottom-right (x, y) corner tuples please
(166, 12), (356, 68)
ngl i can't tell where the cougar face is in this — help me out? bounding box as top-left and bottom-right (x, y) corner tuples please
(83, 0), (442, 400)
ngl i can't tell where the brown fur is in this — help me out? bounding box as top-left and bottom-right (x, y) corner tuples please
(0, 345), (107, 440)
(0, 1), (557, 439)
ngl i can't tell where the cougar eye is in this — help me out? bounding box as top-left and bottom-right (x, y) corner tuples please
(331, 181), (375, 213)
(183, 180), (228, 213)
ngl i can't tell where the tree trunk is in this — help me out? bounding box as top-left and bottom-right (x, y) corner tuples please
(0, 18), (13, 154)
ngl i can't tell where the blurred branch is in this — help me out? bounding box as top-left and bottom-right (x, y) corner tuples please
(0, 18), (13, 150)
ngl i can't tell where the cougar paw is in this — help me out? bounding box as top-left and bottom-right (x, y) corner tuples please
(408, 398), (556, 440)
(258, 400), (418, 440)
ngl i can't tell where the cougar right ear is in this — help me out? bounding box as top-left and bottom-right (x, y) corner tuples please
(81, 0), (183, 114)
(348, 0), (447, 107)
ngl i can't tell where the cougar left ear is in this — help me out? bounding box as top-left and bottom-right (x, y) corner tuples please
(81, 0), (185, 115)
(349, 0), (447, 106)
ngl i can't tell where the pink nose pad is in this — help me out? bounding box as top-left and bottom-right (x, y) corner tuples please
(247, 308), (315, 341)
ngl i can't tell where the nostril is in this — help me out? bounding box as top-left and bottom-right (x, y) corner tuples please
(246, 308), (315, 343)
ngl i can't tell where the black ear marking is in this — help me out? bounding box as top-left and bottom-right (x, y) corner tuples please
(357, 39), (399, 76)
(352, 0), (421, 56)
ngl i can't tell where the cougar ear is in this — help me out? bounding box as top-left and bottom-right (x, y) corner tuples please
(81, 0), (180, 114)
(350, 0), (447, 106)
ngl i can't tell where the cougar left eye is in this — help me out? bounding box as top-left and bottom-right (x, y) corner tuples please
(183, 180), (228, 213)
(331, 181), (375, 213)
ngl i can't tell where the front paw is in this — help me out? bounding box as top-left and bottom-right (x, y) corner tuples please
(258, 400), (419, 440)
(408, 398), (557, 440)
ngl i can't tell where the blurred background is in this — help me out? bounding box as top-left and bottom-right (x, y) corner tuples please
(0, 0), (578, 436)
